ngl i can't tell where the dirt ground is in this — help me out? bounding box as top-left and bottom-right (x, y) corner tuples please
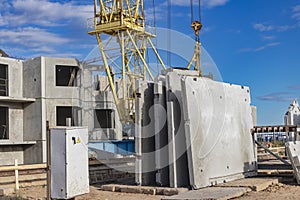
(239, 183), (300, 200)
(7, 180), (300, 200)
(13, 186), (165, 200)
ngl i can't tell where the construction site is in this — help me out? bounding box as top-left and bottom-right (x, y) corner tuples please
(0, 0), (300, 199)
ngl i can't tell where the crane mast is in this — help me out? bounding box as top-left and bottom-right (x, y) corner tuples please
(88, 0), (166, 123)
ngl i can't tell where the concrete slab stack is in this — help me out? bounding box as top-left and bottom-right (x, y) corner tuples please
(135, 69), (257, 189)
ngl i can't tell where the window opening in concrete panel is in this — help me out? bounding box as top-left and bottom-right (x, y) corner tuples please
(0, 64), (8, 96)
(56, 106), (79, 126)
(56, 65), (78, 87)
(94, 109), (115, 129)
(0, 107), (8, 139)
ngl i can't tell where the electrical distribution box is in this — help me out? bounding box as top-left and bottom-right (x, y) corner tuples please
(50, 127), (89, 199)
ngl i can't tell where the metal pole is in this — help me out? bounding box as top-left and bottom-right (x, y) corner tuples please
(126, 30), (154, 81)
(121, 32), (127, 102)
(147, 38), (166, 70)
(46, 121), (51, 200)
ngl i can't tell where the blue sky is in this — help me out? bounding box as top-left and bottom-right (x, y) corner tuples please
(0, 0), (300, 125)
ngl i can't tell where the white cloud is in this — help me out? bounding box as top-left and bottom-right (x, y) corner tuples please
(0, 0), (93, 27)
(238, 42), (281, 53)
(169, 0), (230, 8)
(254, 42), (281, 52)
(31, 52), (82, 58)
(278, 25), (297, 31)
(292, 12), (300, 20)
(0, 0), (11, 12)
(253, 5), (300, 34)
(262, 35), (275, 40)
(0, 27), (70, 53)
(254, 23), (296, 32)
(253, 23), (274, 32)
(292, 5), (300, 21)
(238, 48), (253, 53)
(293, 5), (300, 12)
(145, 5), (166, 22)
(203, 0), (230, 8)
(257, 92), (297, 102)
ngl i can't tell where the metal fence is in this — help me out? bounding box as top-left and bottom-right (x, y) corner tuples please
(257, 132), (287, 143)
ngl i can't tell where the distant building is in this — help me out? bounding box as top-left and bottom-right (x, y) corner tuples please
(0, 56), (122, 166)
(284, 99), (300, 141)
(285, 99), (300, 125)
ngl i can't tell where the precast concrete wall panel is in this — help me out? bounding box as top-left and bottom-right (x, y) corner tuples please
(0, 146), (23, 165)
(165, 71), (195, 187)
(141, 82), (156, 186)
(0, 57), (23, 98)
(181, 77), (257, 189)
(154, 80), (169, 186)
(23, 57), (42, 98)
(286, 141), (300, 184)
(135, 80), (156, 186)
(44, 57), (80, 99)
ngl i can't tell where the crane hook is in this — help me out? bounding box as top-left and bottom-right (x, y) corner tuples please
(191, 20), (202, 37)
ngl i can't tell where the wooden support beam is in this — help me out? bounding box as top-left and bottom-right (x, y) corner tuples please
(0, 164), (46, 172)
(14, 159), (19, 191)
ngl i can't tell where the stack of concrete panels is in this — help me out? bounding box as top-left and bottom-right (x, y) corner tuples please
(135, 69), (257, 189)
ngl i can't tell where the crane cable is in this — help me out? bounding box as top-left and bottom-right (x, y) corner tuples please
(190, 0), (194, 24)
(152, 0), (160, 73)
(152, 0), (156, 27)
(167, 0), (171, 68)
(190, 0), (202, 24)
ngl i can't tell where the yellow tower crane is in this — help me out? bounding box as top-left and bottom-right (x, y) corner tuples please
(88, 0), (203, 124)
(88, 0), (166, 123)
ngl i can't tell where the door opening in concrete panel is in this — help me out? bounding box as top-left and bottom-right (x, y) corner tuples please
(56, 106), (79, 126)
(94, 109), (115, 129)
(0, 107), (8, 139)
(56, 65), (78, 87)
(0, 64), (8, 96)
